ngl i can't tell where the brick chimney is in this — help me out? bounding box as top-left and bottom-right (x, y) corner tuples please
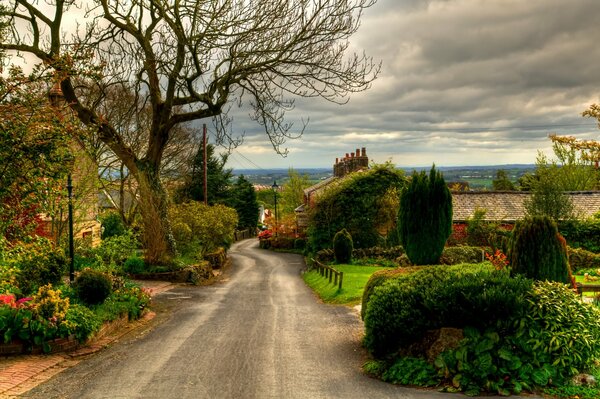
(333, 147), (369, 177)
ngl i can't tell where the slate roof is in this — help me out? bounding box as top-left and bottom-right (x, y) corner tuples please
(452, 191), (600, 222)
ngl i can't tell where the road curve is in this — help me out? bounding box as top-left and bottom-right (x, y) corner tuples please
(23, 239), (461, 399)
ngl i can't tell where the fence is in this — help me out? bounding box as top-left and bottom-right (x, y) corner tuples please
(311, 259), (343, 290)
(575, 283), (600, 298)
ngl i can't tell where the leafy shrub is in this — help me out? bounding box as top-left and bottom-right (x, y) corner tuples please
(92, 231), (139, 270)
(100, 211), (126, 239)
(399, 165), (452, 265)
(360, 267), (412, 320)
(270, 236), (295, 249)
(509, 216), (572, 284)
(568, 246), (600, 274)
(559, 219), (600, 253)
(439, 246), (484, 265)
(353, 246), (404, 261)
(170, 202), (238, 257)
(333, 229), (353, 264)
(13, 238), (67, 295)
(293, 238), (306, 250)
(73, 269), (113, 306)
(98, 282), (150, 321)
(65, 303), (101, 342)
(382, 357), (439, 387)
(363, 265), (531, 358)
(123, 257), (146, 274)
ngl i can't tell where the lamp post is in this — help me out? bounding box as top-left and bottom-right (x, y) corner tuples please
(271, 181), (279, 237)
(67, 174), (75, 282)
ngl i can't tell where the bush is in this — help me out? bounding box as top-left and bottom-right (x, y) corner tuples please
(333, 229), (353, 264)
(363, 265), (531, 358)
(360, 267), (410, 320)
(13, 238), (67, 295)
(270, 236), (295, 249)
(65, 303), (101, 342)
(439, 246), (485, 265)
(92, 231), (139, 269)
(293, 238), (306, 250)
(559, 219), (600, 253)
(100, 212), (127, 239)
(123, 257), (146, 274)
(170, 202), (238, 257)
(73, 269), (113, 306)
(509, 216), (572, 284)
(568, 246), (600, 274)
(399, 165), (452, 265)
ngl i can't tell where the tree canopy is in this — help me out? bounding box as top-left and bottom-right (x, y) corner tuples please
(0, 0), (379, 263)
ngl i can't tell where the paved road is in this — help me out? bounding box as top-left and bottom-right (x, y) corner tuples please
(22, 240), (473, 398)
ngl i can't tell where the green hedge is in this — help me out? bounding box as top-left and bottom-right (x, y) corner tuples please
(363, 265), (531, 357)
(568, 246), (600, 274)
(559, 219), (600, 253)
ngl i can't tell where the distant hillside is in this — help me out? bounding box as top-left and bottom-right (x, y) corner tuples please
(233, 165), (536, 190)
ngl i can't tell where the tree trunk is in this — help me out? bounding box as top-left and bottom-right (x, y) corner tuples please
(134, 163), (177, 265)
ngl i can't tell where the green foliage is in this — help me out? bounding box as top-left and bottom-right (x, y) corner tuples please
(492, 169), (516, 191)
(91, 231), (139, 270)
(123, 257), (146, 274)
(293, 238), (306, 250)
(568, 247), (600, 274)
(399, 165), (452, 265)
(333, 229), (353, 264)
(465, 208), (510, 250)
(307, 163), (405, 251)
(360, 267), (409, 320)
(13, 238), (67, 295)
(74, 269), (113, 306)
(544, 384), (600, 399)
(97, 282), (150, 321)
(439, 246), (485, 265)
(65, 303), (101, 342)
(524, 152), (576, 220)
(382, 357), (440, 387)
(100, 212), (127, 239)
(279, 168), (311, 216)
(0, 67), (72, 240)
(169, 201), (238, 257)
(520, 282), (600, 377)
(226, 175), (259, 230)
(559, 219), (600, 253)
(177, 142), (233, 205)
(363, 265), (531, 358)
(509, 216), (571, 284)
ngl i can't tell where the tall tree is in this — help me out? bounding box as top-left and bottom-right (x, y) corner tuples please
(178, 143), (233, 205)
(279, 169), (311, 216)
(228, 175), (259, 231)
(1, 0), (379, 263)
(492, 169), (516, 191)
(398, 165), (452, 265)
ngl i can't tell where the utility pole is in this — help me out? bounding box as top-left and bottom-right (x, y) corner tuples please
(203, 123), (208, 205)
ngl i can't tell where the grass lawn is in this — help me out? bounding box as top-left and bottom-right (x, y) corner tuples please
(303, 264), (394, 305)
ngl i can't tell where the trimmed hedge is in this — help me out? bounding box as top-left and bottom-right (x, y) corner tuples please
(363, 265), (532, 358)
(439, 246), (485, 265)
(568, 246), (600, 274)
(559, 219), (600, 253)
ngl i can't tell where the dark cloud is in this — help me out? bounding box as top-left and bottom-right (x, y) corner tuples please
(227, 0), (600, 170)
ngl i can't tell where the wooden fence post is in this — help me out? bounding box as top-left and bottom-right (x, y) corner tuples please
(338, 272), (343, 290)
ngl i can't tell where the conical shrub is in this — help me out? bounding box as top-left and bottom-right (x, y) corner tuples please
(333, 229), (353, 264)
(398, 165), (452, 265)
(508, 215), (571, 284)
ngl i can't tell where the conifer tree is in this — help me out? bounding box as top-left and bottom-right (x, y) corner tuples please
(398, 165), (452, 265)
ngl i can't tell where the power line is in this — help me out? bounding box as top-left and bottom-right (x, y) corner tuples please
(232, 150), (266, 170)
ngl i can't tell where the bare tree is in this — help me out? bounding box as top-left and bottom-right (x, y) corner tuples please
(1, 0), (380, 263)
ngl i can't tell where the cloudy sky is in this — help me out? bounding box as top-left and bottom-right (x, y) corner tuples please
(225, 0), (600, 170)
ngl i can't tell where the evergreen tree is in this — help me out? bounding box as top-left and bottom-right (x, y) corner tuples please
(508, 215), (571, 284)
(492, 169), (516, 191)
(228, 175), (259, 231)
(398, 165), (452, 265)
(179, 143), (233, 205)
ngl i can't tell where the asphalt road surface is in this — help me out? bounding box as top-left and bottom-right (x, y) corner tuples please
(22, 239), (480, 399)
